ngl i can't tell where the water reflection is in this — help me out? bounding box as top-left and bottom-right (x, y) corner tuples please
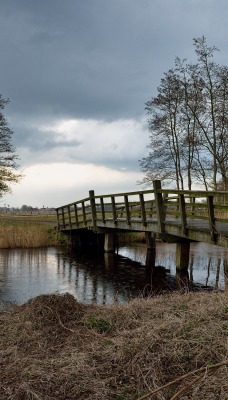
(0, 242), (227, 306)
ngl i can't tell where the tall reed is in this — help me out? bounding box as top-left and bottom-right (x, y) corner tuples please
(0, 221), (65, 248)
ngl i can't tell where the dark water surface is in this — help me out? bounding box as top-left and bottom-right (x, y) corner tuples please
(0, 242), (227, 306)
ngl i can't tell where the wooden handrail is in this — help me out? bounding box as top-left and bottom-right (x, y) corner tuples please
(55, 181), (228, 247)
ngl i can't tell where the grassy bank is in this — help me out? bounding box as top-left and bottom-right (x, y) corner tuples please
(0, 215), (145, 248)
(0, 218), (67, 248)
(0, 290), (227, 399)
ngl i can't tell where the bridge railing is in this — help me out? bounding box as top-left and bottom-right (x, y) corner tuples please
(55, 181), (228, 236)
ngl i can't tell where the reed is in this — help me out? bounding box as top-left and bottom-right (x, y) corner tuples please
(0, 221), (67, 248)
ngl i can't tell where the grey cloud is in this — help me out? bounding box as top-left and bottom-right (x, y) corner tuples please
(1, 0), (228, 176)
(2, 0), (228, 126)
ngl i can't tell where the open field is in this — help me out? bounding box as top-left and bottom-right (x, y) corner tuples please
(0, 290), (228, 399)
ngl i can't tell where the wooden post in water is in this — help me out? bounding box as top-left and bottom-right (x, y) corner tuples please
(176, 242), (190, 270)
(145, 231), (156, 249)
(145, 232), (156, 268)
(104, 231), (115, 252)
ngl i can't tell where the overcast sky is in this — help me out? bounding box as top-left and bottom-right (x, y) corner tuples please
(1, 0), (228, 208)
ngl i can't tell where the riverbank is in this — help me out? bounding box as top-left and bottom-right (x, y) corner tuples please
(0, 217), (67, 248)
(1, 290), (227, 399)
(0, 214), (145, 248)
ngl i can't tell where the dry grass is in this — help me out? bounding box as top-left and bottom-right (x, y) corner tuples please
(0, 222), (49, 248)
(0, 221), (66, 248)
(1, 291), (228, 399)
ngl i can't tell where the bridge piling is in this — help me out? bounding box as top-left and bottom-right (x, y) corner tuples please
(176, 242), (190, 270)
(104, 231), (115, 253)
(145, 232), (156, 268)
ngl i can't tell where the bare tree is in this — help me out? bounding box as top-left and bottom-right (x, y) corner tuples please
(140, 37), (228, 190)
(0, 94), (22, 196)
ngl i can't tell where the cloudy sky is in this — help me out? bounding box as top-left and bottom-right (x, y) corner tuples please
(0, 0), (228, 208)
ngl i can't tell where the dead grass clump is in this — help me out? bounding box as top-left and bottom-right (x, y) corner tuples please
(21, 292), (86, 333)
(1, 291), (228, 399)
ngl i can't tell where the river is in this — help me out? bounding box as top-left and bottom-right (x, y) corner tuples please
(0, 242), (227, 306)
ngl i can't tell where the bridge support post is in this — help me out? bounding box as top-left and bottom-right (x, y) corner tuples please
(145, 232), (156, 249)
(176, 242), (190, 270)
(104, 232), (115, 252)
(176, 268), (190, 290)
(145, 232), (156, 267)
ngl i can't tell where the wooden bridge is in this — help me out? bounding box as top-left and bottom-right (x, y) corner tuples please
(56, 181), (228, 268)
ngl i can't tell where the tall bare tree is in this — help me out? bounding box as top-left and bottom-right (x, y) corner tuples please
(0, 94), (21, 196)
(140, 37), (228, 190)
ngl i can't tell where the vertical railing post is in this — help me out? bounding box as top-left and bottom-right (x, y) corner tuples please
(124, 195), (130, 225)
(207, 195), (216, 241)
(74, 203), (79, 227)
(89, 190), (97, 228)
(61, 207), (65, 229)
(67, 205), (72, 228)
(100, 197), (105, 223)
(179, 194), (188, 235)
(56, 209), (60, 229)
(111, 196), (117, 224)
(153, 180), (165, 233)
(191, 196), (195, 216)
(139, 193), (146, 226)
(81, 201), (86, 226)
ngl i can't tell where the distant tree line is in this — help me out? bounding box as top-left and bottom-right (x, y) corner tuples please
(139, 37), (228, 191)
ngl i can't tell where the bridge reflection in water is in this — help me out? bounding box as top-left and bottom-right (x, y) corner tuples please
(0, 243), (227, 306)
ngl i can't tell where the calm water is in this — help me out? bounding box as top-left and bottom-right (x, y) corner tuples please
(0, 242), (227, 306)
